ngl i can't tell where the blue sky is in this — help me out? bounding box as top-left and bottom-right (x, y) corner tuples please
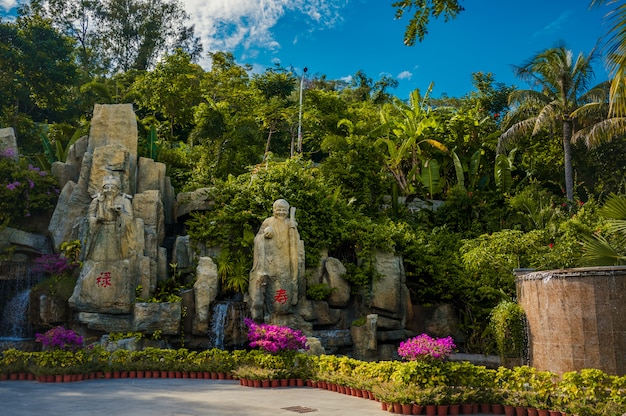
(1, 0), (613, 99)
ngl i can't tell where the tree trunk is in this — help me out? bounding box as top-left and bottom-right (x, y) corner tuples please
(562, 120), (574, 201)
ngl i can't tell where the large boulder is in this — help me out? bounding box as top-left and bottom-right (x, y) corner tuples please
(175, 188), (214, 220)
(323, 257), (350, 308)
(0, 227), (52, 258)
(193, 257), (220, 335)
(51, 135), (88, 189)
(371, 251), (407, 319)
(69, 259), (134, 314)
(136, 157), (174, 224)
(87, 104), (137, 193)
(133, 302), (181, 335)
(132, 190), (165, 257)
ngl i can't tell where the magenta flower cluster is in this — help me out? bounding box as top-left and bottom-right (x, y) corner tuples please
(35, 326), (83, 351)
(244, 318), (309, 353)
(397, 333), (456, 362)
(33, 253), (77, 276)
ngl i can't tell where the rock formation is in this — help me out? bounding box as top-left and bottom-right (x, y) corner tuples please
(49, 104), (176, 332)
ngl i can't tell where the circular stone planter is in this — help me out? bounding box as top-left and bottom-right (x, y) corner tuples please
(517, 266), (626, 375)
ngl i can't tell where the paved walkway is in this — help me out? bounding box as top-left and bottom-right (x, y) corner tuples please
(0, 378), (386, 416)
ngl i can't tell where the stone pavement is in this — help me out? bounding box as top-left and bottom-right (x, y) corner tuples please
(0, 378), (387, 416)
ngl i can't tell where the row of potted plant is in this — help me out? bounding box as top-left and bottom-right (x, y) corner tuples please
(2, 326), (626, 415)
(2, 349), (625, 414)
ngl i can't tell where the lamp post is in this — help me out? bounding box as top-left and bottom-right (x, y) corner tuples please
(297, 67), (307, 154)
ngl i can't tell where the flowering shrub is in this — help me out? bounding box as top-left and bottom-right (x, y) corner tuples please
(244, 318), (309, 353)
(0, 149), (59, 227)
(35, 326), (83, 351)
(397, 333), (456, 362)
(33, 253), (77, 277)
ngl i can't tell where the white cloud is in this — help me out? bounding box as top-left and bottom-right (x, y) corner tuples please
(532, 11), (572, 38)
(181, 0), (346, 66)
(397, 70), (412, 80)
(0, 0), (19, 12)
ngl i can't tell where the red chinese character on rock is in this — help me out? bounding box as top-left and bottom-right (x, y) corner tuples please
(96, 272), (112, 288)
(274, 288), (288, 304)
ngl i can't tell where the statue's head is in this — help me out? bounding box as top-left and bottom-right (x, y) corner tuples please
(272, 199), (289, 219)
(102, 175), (121, 196)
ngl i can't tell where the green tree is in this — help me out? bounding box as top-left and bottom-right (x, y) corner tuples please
(0, 14), (78, 153)
(251, 68), (298, 161)
(392, 0), (464, 46)
(498, 45), (613, 202)
(28, 0), (105, 77)
(131, 49), (203, 140)
(187, 52), (261, 181)
(95, 0), (201, 73)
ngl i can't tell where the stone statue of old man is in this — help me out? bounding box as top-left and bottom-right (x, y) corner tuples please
(248, 199), (304, 323)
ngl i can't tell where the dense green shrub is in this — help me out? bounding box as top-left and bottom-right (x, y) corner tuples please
(185, 157), (400, 274)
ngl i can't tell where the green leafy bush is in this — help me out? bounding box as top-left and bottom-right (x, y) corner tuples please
(489, 300), (526, 360)
(306, 283), (336, 301)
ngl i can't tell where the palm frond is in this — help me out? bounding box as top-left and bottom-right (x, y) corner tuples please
(571, 117), (626, 147)
(580, 232), (626, 266)
(497, 118), (536, 153)
(532, 102), (558, 135)
(600, 193), (626, 220)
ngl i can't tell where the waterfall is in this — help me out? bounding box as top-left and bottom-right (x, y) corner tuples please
(0, 289), (31, 339)
(208, 301), (250, 350)
(0, 261), (44, 344)
(209, 302), (229, 349)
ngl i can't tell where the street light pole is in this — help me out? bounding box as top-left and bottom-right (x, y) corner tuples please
(297, 67), (307, 154)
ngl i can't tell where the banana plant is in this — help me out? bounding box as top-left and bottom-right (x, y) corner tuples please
(374, 84), (448, 197)
(494, 148), (516, 193)
(420, 158), (441, 198)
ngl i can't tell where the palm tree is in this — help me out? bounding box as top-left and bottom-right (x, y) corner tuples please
(590, 0), (626, 117)
(498, 45), (619, 201)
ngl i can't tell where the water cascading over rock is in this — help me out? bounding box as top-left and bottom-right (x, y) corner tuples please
(0, 262), (44, 350)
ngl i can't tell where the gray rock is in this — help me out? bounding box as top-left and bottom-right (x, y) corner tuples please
(172, 235), (195, 268)
(39, 294), (68, 324)
(351, 314), (378, 361)
(132, 190), (165, 256)
(69, 259), (134, 314)
(305, 337), (326, 355)
(324, 257), (350, 308)
(298, 300), (341, 325)
(0, 127), (18, 159)
(175, 188), (214, 219)
(0, 227), (52, 256)
(51, 161), (79, 191)
(193, 257), (219, 335)
(133, 302), (181, 335)
(424, 303), (464, 340)
(313, 329), (352, 349)
(371, 251), (406, 317)
(87, 104), (138, 194)
(77, 312), (133, 332)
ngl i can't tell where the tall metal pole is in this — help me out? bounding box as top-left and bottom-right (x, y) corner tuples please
(297, 67), (307, 153)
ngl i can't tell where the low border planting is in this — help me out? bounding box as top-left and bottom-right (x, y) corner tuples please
(1, 327), (624, 415)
